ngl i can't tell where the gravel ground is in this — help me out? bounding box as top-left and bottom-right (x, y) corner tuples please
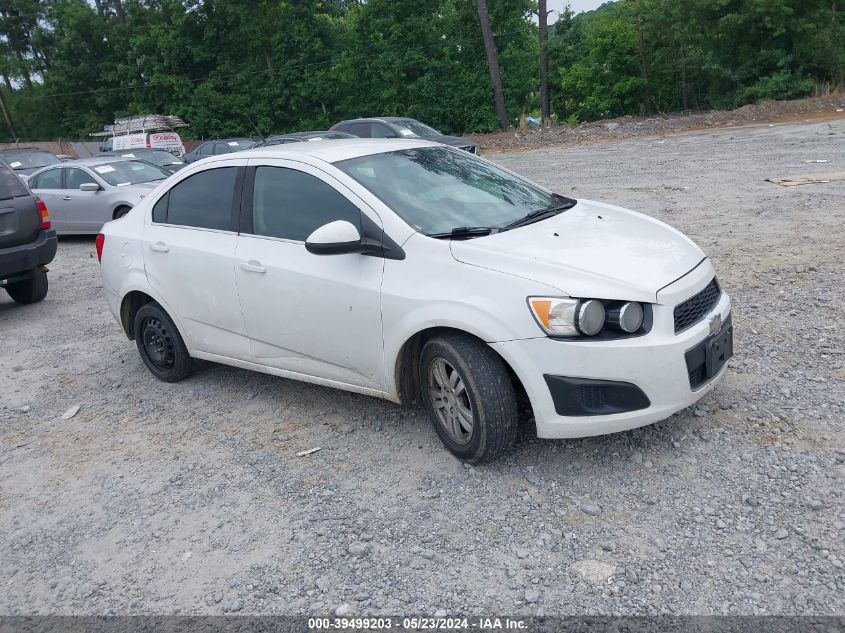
(1, 119), (843, 617)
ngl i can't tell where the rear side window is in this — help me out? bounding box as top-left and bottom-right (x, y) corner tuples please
(157, 167), (237, 230)
(0, 162), (28, 199)
(31, 169), (62, 190)
(250, 166), (360, 242)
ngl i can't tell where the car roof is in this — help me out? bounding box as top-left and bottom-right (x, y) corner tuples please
(340, 117), (417, 124)
(0, 147), (56, 154)
(56, 156), (135, 167)
(238, 138), (439, 163)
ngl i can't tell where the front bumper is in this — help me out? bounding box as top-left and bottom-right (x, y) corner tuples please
(491, 283), (732, 439)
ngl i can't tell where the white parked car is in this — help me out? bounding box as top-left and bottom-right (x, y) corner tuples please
(97, 139), (732, 463)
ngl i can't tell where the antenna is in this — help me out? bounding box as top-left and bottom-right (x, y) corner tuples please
(245, 114), (265, 142)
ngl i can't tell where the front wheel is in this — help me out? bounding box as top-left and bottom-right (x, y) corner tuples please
(420, 333), (519, 463)
(133, 302), (193, 382)
(5, 270), (48, 304)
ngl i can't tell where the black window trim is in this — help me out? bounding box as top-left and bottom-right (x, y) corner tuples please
(150, 165), (244, 233)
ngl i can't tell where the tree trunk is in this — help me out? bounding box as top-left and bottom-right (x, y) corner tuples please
(2, 74), (13, 92)
(111, 0), (126, 24)
(636, 27), (652, 115)
(538, 0), (550, 123)
(476, 0), (508, 130)
(0, 89), (18, 140)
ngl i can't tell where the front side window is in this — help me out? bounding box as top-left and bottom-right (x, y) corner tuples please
(92, 160), (170, 186)
(349, 122), (370, 138)
(163, 167), (237, 230)
(65, 168), (98, 189)
(32, 169), (62, 190)
(336, 146), (556, 236)
(250, 166), (360, 241)
(370, 123), (395, 138)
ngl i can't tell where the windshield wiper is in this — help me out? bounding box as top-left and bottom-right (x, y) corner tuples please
(428, 226), (494, 240)
(502, 198), (577, 231)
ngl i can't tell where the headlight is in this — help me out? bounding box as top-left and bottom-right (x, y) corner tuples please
(606, 301), (644, 333)
(528, 297), (605, 337)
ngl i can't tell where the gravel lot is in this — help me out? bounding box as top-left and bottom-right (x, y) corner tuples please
(1, 118), (843, 617)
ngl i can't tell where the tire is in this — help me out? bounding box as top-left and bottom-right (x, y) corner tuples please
(420, 333), (519, 463)
(133, 302), (193, 382)
(113, 206), (131, 219)
(5, 270), (48, 305)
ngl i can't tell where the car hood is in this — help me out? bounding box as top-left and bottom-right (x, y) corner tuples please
(429, 135), (475, 148)
(449, 199), (705, 303)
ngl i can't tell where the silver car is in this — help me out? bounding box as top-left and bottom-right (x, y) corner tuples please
(27, 157), (171, 235)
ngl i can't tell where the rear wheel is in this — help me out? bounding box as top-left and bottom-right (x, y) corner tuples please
(5, 270), (48, 304)
(420, 333), (519, 463)
(133, 302), (193, 382)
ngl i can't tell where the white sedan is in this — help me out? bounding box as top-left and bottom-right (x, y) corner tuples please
(96, 139), (732, 463)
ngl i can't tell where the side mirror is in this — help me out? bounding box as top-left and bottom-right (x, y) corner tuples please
(79, 183), (100, 192)
(305, 220), (366, 256)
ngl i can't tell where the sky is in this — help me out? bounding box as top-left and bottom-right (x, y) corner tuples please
(548, 0), (608, 19)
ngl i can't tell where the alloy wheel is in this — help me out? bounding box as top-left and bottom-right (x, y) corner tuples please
(428, 357), (474, 445)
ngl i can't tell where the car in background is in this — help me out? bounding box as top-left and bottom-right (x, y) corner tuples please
(28, 157), (171, 234)
(0, 148), (62, 178)
(100, 148), (187, 173)
(183, 138), (258, 163)
(330, 118), (477, 153)
(253, 131), (356, 147)
(100, 131), (186, 157)
(0, 160), (56, 304)
(96, 140), (731, 463)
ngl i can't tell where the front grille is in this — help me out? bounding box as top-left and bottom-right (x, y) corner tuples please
(674, 277), (720, 334)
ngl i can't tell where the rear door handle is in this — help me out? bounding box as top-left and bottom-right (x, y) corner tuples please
(238, 260), (266, 273)
(62, 196), (72, 201)
(149, 242), (169, 253)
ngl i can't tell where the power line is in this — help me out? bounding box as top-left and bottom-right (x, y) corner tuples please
(42, 28), (532, 99)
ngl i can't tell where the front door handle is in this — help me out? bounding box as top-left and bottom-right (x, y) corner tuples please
(62, 196), (72, 201)
(238, 260), (266, 273)
(149, 242), (169, 253)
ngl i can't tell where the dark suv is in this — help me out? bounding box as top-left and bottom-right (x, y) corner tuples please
(0, 161), (57, 304)
(330, 117), (477, 154)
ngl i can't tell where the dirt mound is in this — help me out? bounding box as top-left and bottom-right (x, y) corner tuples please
(472, 94), (845, 152)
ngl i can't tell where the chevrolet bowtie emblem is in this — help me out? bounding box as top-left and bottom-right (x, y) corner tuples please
(709, 314), (723, 335)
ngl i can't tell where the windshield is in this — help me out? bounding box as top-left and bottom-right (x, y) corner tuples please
(393, 120), (442, 138)
(336, 147), (557, 235)
(118, 150), (184, 167)
(4, 151), (61, 170)
(92, 160), (170, 186)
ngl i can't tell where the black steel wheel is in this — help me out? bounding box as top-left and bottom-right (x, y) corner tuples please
(133, 302), (192, 382)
